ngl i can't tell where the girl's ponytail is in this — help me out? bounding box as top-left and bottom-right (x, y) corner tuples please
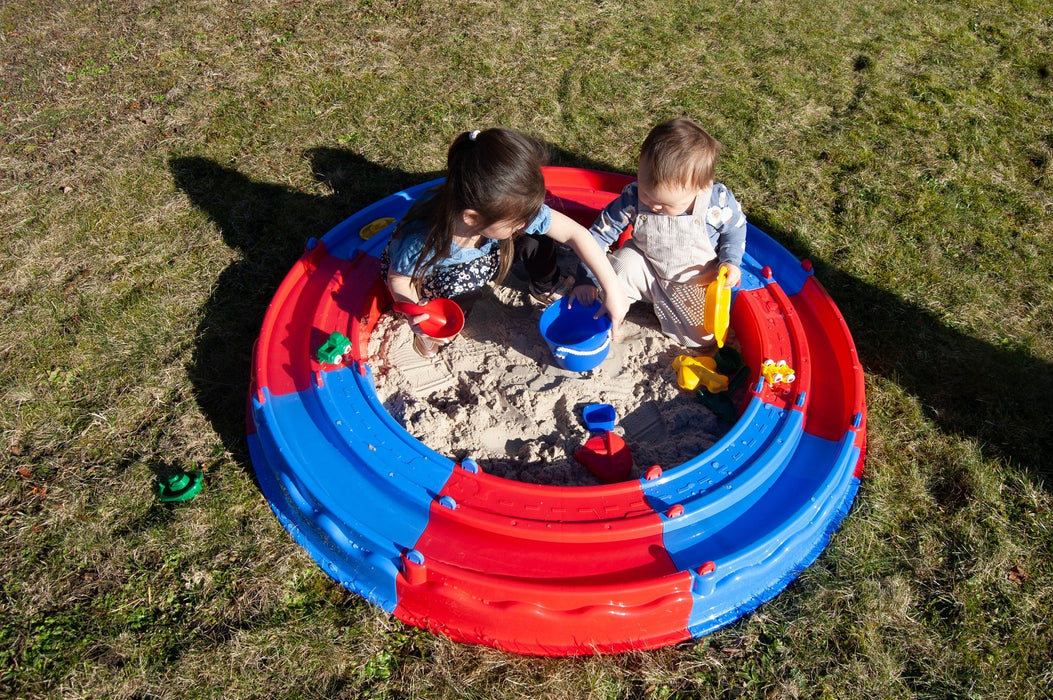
(397, 128), (549, 289)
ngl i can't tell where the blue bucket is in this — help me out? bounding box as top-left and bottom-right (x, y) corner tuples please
(538, 298), (612, 372)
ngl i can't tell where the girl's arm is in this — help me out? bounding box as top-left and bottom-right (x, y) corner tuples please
(545, 210), (629, 336)
(387, 272), (419, 305)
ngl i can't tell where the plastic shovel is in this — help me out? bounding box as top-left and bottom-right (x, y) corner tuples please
(392, 299), (465, 339)
(703, 266), (731, 348)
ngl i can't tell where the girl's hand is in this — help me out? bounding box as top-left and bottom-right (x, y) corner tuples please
(720, 262), (741, 289)
(598, 287), (629, 338)
(405, 311), (432, 336)
(405, 313), (454, 345)
(568, 282), (624, 337)
(387, 272), (452, 343)
(546, 210), (629, 337)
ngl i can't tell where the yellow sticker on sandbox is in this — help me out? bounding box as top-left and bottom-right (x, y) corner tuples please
(359, 217), (395, 240)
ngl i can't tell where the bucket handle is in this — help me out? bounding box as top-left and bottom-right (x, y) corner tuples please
(553, 333), (611, 358)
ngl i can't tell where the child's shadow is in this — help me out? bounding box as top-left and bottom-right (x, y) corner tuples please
(169, 150), (434, 465)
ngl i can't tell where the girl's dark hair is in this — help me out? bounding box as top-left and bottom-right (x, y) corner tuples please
(394, 128), (548, 290)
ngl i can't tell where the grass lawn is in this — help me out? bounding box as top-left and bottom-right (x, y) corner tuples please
(1, 0), (1050, 697)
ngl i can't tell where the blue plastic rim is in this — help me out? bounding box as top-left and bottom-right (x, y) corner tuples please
(539, 298), (612, 372)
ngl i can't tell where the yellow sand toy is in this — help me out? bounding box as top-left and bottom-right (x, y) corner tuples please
(761, 359), (796, 387)
(672, 355), (729, 393)
(703, 267), (732, 348)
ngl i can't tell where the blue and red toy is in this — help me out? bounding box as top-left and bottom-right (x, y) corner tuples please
(247, 168), (867, 656)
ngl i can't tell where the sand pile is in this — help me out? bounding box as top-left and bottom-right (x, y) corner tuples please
(367, 267), (738, 487)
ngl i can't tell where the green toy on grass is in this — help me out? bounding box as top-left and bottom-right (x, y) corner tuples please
(157, 470), (203, 502)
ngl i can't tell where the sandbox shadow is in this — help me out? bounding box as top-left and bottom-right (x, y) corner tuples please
(747, 214), (1053, 489)
(169, 151), (434, 466)
(171, 145), (1049, 493)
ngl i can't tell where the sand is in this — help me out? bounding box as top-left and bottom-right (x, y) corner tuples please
(367, 263), (739, 487)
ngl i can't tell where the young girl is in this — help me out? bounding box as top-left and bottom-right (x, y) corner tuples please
(381, 128), (629, 358)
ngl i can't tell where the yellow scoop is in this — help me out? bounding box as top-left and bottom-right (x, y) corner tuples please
(672, 355), (729, 393)
(703, 267), (731, 348)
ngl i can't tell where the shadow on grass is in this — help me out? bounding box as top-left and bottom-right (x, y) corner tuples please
(171, 150), (1051, 491)
(749, 214), (1053, 489)
(169, 151), (432, 468)
(168, 145), (621, 472)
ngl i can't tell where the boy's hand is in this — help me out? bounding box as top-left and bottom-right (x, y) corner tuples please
(567, 283), (599, 308)
(720, 263), (741, 289)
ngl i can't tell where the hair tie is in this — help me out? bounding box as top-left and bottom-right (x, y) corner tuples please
(468, 129), (481, 141)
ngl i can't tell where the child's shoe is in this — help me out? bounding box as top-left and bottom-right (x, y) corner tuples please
(412, 334), (440, 358)
(528, 275), (574, 306)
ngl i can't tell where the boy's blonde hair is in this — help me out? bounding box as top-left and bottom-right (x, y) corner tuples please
(638, 118), (722, 190)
